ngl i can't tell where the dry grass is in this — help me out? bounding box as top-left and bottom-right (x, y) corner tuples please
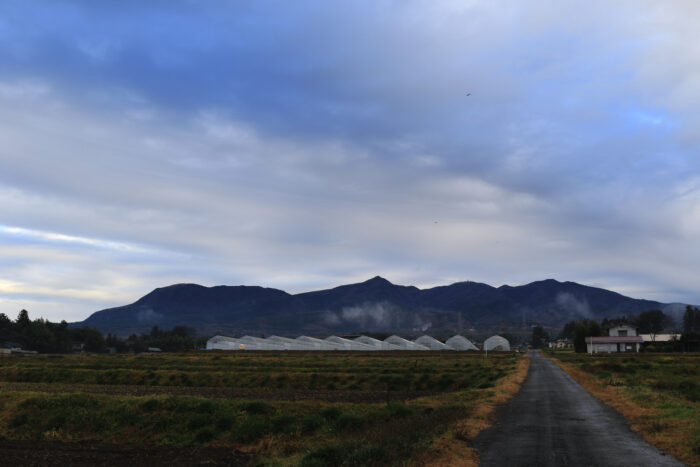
(418, 353), (531, 467)
(551, 355), (697, 466)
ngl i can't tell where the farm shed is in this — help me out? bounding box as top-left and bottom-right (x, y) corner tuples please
(414, 335), (453, 350)
(384, 335), (430, 350)
(640, 333), (681, 343)
(484, 335), (510, 351)
(355, 335), (402, 350)
(445, 335), (479, 351)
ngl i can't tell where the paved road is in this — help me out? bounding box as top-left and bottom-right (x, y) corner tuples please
(474, 350), (684, 467)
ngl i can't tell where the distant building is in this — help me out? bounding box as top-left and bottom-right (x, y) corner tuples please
(586, 325), (642, 353)
(548, 339), (572, 349)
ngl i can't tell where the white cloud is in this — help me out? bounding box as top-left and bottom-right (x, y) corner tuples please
(2, 1), (700, 323)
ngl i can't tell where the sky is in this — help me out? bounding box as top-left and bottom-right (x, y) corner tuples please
(1, 0), (700, 322)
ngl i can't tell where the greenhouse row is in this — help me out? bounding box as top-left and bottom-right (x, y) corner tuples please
(206, 334), (510, 351)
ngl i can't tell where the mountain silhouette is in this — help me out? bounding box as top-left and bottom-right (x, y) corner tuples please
(76, 276), (681, 336)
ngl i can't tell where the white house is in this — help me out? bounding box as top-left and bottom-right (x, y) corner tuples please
(586, 325), (643, 353)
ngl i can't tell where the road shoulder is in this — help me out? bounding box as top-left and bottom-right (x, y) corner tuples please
(418, 353), (531, 467)
(550, 354), (694, 465)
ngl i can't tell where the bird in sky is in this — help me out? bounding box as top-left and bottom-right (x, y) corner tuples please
(466, 93), (471, 96)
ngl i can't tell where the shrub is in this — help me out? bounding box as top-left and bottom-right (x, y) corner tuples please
(215, 415), (235, 432)
(271, 414), (297, 435)
(139, 398), (162, 412)
(320, 406), (342, 421)
(300, 443), (351, 466)
(243, 401), (272, 415)
(195, 427), (215, 444)
(334, 413), (364, 431)
(301, 414), (325, 434)
(197, 400), (215, 414)
(233, 416), (270, 442)
(187, 414), (210, 431)
(385, 402), (415, 418)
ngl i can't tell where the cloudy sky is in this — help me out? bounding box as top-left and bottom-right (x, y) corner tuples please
(1, 1), (700, 322)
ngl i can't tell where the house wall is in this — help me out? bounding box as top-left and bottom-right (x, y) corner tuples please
(587, 342), (640, 353)
(609, 326), (637, 337)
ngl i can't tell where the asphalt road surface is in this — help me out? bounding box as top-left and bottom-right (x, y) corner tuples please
(474, 350), (684, 467)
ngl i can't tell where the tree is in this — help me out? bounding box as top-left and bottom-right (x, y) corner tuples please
(15, 309), (31, 331)
(531, 326), (548, 349)
(573, 319), (602, 353)
(636, 309), (672, 342)
(72, 326), (105, 353)
(683, 305), (700, 333)
(559, 321), (576, 340)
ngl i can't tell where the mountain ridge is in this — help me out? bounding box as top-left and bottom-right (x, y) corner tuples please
(76, 276), (685, 336)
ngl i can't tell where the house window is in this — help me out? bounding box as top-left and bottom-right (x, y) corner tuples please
(618, 330), (627, 336)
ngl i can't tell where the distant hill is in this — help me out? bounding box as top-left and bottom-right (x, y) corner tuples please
(76, 276), (685, 337)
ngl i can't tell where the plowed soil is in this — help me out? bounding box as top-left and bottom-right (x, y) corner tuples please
(0, 439), (252, 467)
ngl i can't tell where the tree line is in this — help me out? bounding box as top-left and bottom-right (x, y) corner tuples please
(0, 309), (203, 353)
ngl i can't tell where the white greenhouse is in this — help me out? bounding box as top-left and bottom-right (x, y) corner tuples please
(445, 335), (479, 351)
(414, 335), (453, 350)
(355, 335), (402, 350)
(325, 335), (376, 350)
(206, 335), (246, 350)
(384, 335), (430, 350)
(238, 336), (286, 350)
(266, 336), (318, 350)
(206, 333), (511, 352)
(296, 336), (344, 350)
(484, 335), (510, 351)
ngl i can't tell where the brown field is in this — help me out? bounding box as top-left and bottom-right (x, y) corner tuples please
(0, 350), (529, 466)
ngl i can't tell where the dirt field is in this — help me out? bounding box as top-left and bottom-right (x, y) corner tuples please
(0, 439), (251, 467)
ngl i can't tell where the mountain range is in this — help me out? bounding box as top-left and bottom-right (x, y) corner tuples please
(75, 277), (688, 337)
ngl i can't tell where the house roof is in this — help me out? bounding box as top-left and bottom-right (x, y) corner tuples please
(586, 336), (643, 343)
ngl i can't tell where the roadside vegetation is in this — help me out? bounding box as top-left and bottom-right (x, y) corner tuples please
(0, 351), (526, 465)
(549, 352), (700, 465)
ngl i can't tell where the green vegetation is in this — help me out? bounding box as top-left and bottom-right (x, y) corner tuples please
(0, 351), (511, 391)
(552, 352), (700, 463)
(0, 351), (524, 465)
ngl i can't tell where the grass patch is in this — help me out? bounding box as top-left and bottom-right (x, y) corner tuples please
(550, 352), (700, 466)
